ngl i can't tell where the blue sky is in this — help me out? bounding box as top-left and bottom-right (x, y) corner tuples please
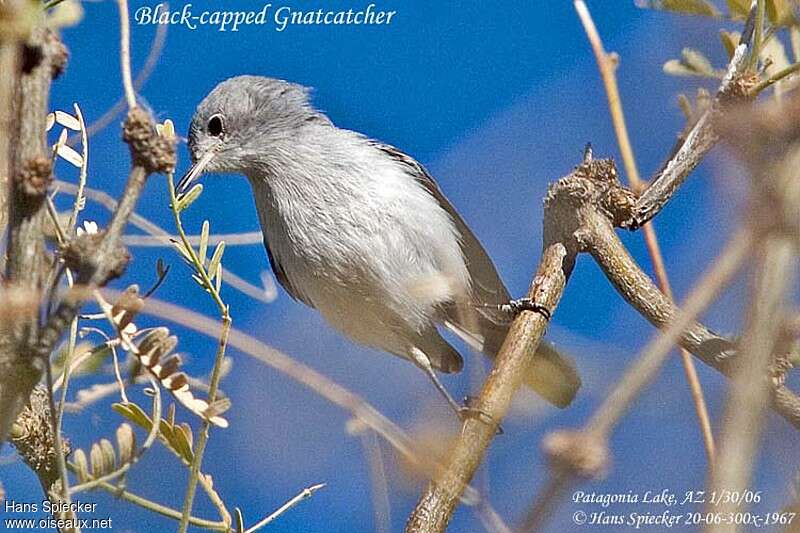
(4, 1), (798, 531)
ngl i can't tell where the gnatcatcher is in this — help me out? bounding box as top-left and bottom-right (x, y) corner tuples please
(179, 75), (580, 414)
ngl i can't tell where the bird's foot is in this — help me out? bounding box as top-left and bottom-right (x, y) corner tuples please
(458, 396), (503, 435)
(499, 298), (552, 321)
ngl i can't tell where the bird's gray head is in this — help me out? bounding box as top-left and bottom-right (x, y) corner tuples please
(178, 75), (328, 192)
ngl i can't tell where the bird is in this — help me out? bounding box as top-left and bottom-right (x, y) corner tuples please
(179, 75), (581, 415)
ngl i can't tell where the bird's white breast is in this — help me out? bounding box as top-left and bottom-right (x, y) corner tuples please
(248, 128), (470, 351)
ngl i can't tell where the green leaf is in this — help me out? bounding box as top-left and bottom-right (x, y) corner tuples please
(726, 0), (751, 18)
(113, 401), (194, 466)
(637, 0), (721, 17)
(52, 342), (112, 378)
(663, 49), (723, 78)
(766, 0), (797, 26)
(199, 220), (210, 268)
(208, 241), (225, 282)
(113, 402), (154, 431)
(720, 30), (741, 59)
(175, 183), (203, 212)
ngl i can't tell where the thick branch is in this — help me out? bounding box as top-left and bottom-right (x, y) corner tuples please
(0, 23), (63, 443)
(406, 242), (573, 532)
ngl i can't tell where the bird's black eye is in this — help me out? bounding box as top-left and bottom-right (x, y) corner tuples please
(207, 114), (224, 137)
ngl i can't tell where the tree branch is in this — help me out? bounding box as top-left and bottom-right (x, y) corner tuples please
(0, 21), (65, 443)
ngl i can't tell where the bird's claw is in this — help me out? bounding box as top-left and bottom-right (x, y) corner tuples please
(500, 298), (552, 321)
(459, 396), (503, 435)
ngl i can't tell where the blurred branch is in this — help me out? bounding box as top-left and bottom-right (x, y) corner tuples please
(575, 0), (715, 461)
(706, 84), (800, 531)
(707, 237), (794, 531)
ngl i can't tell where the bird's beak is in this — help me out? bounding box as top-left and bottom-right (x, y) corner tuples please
(177, 149), (216, 194)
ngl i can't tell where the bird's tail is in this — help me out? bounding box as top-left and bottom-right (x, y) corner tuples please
(446, 316), (581, 408)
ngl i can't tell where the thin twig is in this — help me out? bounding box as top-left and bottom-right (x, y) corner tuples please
(360, 430), (392, 533)
(168, 172), (233, 532)
(244, 483), (326, 533)
(574, 0), (715, 461)
(66, 465), (227, 530)
(66, 103), (88, 231)
(67, 15), (167, 146)
(117, 0), (137, 109)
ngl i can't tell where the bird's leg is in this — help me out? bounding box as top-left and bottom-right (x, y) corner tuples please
(410, 348), (499, 430)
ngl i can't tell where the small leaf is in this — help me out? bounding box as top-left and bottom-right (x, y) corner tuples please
(113, 402), (154, 432)
(664, 59), (701, 76)
(73, 449), (89, 483)
(726, 0), (751, 17)
(677, 93), (693, 121)
(720, 30), (741, 59)
(90, 442), (104, 477)
(170, 239), (194, 264)
(156, 258), (168, 279)
(199, 220), (210, 267)
(637, 0), (720, 17)
(208, 241), (225, 281)
(54, 110), (81, 131)
(116, 423), (136, 464)
(215, 263), (222, 294)
(766, 0), (796, 26)
(682, 47), (716, 75)
(99, 438), (116, 472)
(46, 113), (55, 132)
(57, 142), (83, 167)
(175, 183), (203, 212)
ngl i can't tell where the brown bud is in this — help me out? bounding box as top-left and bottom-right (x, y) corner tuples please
(16, 157), (52, 199)
(123, 108), (176, 174)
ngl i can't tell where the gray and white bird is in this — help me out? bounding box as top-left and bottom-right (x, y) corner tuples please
(179, 75), (580, 412)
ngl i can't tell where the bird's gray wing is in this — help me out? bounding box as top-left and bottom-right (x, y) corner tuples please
(370, 141), (582, 407)
(369, 141), (511, 320)
(263, 236), (315, 308)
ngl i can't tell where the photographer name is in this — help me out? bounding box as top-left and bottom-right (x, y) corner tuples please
(135, 3), (397, 32)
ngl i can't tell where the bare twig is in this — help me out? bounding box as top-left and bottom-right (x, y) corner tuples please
(574, 0), (715, 461)
(67, 15), (167, 146)
(360, 429), (392, 533)
(117, 0), (136, 110)
(586, 227), (752, 437)
(626, 2), (758, 229)
(244, 483), (325, 533)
